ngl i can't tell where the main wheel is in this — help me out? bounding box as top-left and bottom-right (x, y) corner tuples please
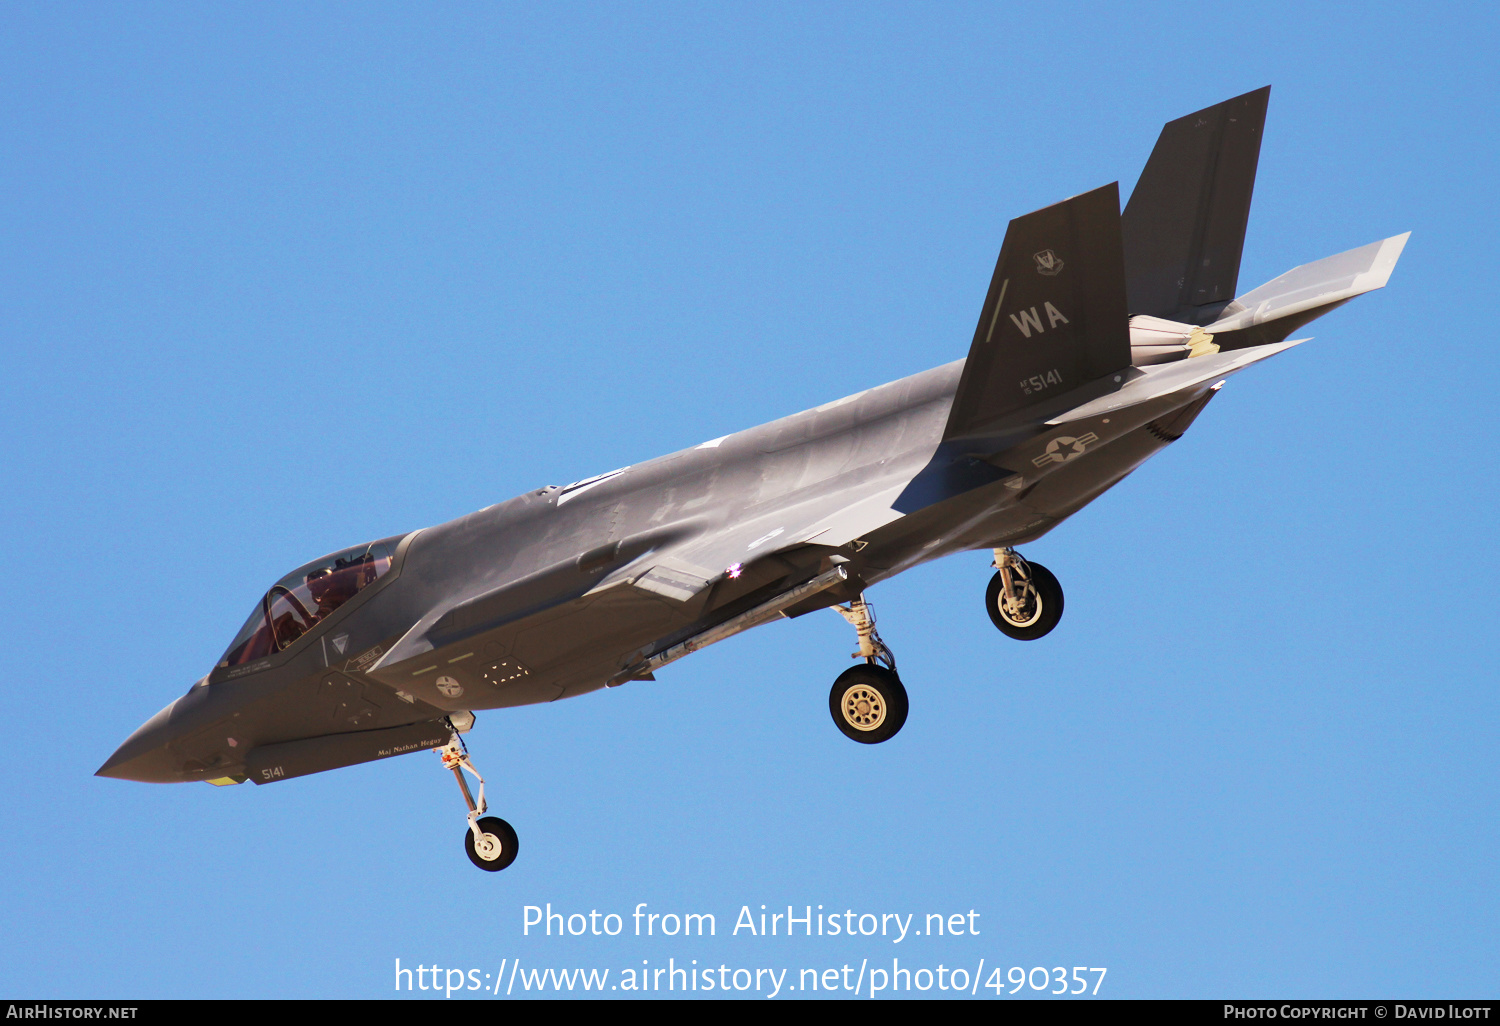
(986, 561), (1064, 640)
(465, 816), (519, 872)
(829, 664), (908, 744)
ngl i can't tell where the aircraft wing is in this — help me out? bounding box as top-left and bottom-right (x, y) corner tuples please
(607, 465), (921, 603)
(373, 463), (925, 675)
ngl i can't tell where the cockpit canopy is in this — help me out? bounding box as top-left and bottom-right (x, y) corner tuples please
(219, 536), (404, 668)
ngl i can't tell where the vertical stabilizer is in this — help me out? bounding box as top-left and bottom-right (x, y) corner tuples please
(944, 183), (1131, 442)
(1122, 86), (1270, 324)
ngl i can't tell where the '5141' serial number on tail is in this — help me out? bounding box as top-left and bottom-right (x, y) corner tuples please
(1020, 369), (1063, 396)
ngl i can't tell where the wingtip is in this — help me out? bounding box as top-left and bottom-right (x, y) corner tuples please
(1367, 233), (1411, 287)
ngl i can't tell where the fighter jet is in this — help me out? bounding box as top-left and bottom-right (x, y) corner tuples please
(99, 87), (1407, 871)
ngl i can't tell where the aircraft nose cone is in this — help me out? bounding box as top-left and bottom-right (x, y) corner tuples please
(96, 697), (186, 783)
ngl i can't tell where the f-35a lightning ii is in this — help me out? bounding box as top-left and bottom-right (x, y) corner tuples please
(99, 88), (1407, 870)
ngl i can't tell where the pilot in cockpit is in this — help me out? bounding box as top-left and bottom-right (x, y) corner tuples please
(306, 562), (363, 623)
(305, 568), (342, 623)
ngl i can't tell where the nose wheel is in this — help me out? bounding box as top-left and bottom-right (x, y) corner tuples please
(986, 548), (1064, 640)
(438, 730), (520, 872)
(829, 595), (908, 743)
(465, 816), (519, 872)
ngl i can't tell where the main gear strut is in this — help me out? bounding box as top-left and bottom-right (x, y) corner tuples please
(832, 595), (896, 671)
(986, 547), (1065, 640)
(828, 594), (907, 744)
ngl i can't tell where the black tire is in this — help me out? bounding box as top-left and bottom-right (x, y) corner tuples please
(828, 664), (908, 744)
(465, 816), (519, 872)
(986, 561), (1064, 640)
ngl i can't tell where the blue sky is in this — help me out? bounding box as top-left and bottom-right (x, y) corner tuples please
(1, 1), (1495, 999)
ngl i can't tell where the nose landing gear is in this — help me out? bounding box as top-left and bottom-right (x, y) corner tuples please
(829, 596), (908, 744)
(439, 731), (519, 872)
(986, 547), (1064, 640)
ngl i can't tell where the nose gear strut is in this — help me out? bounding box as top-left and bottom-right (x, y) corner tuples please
(439, 726), (519, 872)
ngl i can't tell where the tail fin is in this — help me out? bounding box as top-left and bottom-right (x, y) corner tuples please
(944, 183), (1131, 441)
(1205, 232), (1411, 349)
(1122, 86), (1270, 324)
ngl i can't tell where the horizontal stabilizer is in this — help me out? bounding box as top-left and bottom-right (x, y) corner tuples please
(1206, 232), (1409, 349)
(945, 183), (1131, 441)
(1046, 338), (1306, 425)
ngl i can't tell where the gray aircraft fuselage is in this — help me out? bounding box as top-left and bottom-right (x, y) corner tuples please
(95, 358), (1125, 781)
(98, 86), (1407, 804)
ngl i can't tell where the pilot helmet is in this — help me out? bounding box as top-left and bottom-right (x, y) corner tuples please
(305, 567), (334, 597)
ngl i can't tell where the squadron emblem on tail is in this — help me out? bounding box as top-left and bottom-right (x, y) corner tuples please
(1033, 249), (1064, 275)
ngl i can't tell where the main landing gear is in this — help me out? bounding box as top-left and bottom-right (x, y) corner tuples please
(986, 547), (1064, 640)
(822, 551), (1062, 743)
(829, 596), (908, 744)
(439, 732), (519, 872)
